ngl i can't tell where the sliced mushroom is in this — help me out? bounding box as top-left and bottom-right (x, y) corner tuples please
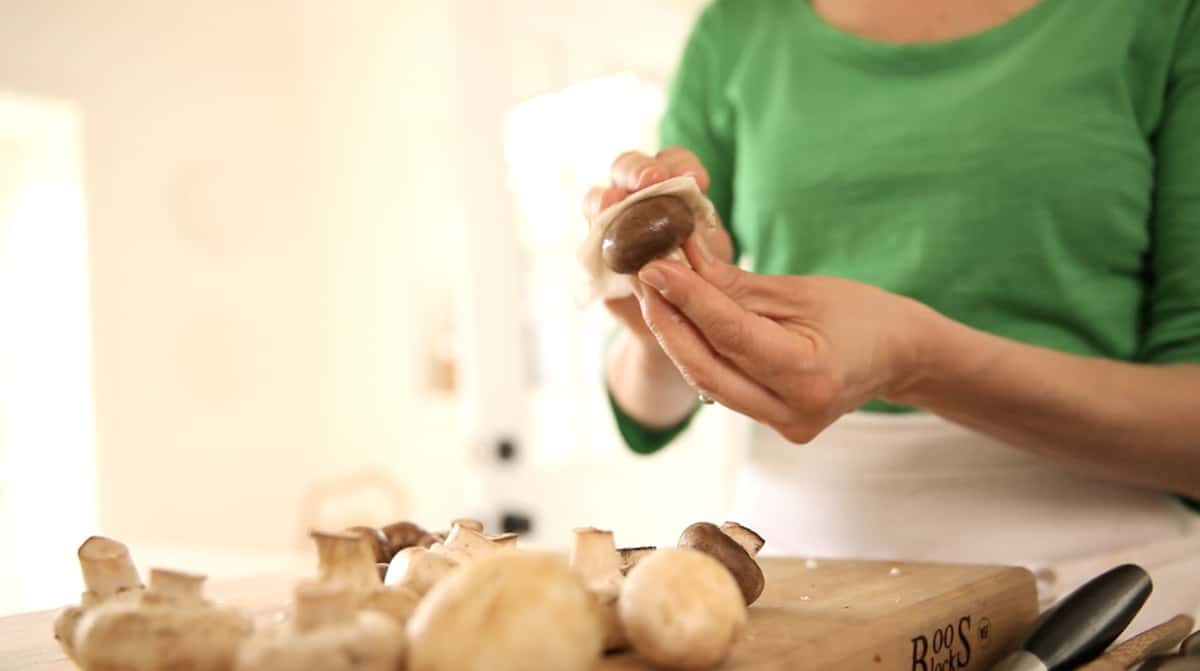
(678, 522), (766, 605)
(602, 195), (695, 274)
(569, 528), (627, 651)
(236, 581), (403, 671)
(619, 547), (747, 670)
(617, 546), (656, 575)
(406, 549), (602, 671)
(345, 526), (391, 563)
(74, 567), (252, 671)
(53, 536), (145, 663)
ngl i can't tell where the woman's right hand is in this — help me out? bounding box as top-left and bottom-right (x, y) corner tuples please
(586, 146), (734, 428)
(583, 146), (733, 346)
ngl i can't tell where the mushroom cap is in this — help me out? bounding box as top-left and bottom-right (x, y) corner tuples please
(678, 522), (765, 605)
(619, 547), (746, 671)
(406, 549), (602, 671)
(52, 606), (85, 663)
(346, 526), (392, 563)
(237, 589), (403, 671)
(719, 522), (765, 557)
(384, 547), (458, 596)
(75, 599), (251, 671)
(381, 521), (436, 555)
(601, 195), (695, 274)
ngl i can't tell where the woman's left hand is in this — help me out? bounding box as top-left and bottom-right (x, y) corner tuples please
(634, 236), (935, 443)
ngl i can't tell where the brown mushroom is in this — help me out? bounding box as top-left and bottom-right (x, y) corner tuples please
(345, 526), (391, 563)
(619, 547), (746, 670)
(384, 547), (459, 597)
(678, 522), (765, 605)
(381, 521), (437, 556)
(602, 195), (695, 274)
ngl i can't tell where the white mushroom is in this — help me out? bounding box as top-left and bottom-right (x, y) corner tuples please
(568, 527), (627, 651)
(236, 581), (403, 671)
(73, 567), (252, 671)
(619, 547), (747, 670)
(406, 549), (603, 671)
(311, 529), (421, 627)
(52, 536), (145, 663)
(384, 546), (459, 597)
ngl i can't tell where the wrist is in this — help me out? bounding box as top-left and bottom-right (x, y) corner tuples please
(882, 299), (985, 408)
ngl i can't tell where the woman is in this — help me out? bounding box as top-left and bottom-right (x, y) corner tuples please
(587, 0), (1200, 627)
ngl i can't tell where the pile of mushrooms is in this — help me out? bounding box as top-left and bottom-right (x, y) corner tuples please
(51, 518), (765, 671)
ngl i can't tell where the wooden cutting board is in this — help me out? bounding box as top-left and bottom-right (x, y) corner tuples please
(0, 557), (1037, 671)
(601, 557), (1039, 670)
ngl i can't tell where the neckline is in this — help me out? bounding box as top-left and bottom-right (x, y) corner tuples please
(796, 0), (1059, 66)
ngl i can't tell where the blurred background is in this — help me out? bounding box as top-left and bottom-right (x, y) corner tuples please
(0, 0), (753, 615)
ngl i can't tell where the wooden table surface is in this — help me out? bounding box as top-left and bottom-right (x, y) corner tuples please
(0, 558), (1038, 671)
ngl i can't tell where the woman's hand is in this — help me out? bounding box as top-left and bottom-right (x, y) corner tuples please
(587, 146), (735, 429)
(583, 147), (734, 346)
(635, 236), (933, 443)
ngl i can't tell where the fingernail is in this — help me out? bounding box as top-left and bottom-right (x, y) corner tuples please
(639, 167), (666, 188)
(639, 267), (667, 292)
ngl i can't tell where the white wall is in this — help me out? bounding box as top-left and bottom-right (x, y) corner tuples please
(0, 0), (720, 612)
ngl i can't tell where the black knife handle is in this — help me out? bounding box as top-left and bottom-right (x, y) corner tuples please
(1023, 564), (1152, 670)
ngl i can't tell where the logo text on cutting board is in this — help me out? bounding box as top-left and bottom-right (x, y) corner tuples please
(910, 616), (974, 671)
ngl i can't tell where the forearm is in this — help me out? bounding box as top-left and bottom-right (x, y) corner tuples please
(606, 329), (698, 429)
(894, 307), (1200, 498)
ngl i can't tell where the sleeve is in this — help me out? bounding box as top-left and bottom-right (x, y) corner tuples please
(607, 2), (738, 455)
(1139, 3), (1200, 365)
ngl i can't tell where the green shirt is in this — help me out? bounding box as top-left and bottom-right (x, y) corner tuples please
(611, 0), (1200, 455)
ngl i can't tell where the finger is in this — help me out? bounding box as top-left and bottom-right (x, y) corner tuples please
(638, 255), (798, 387)
(611, 151), (669, 191)
(638, 285), (794, 426)
(656, 146), (710, 192)
(680, 235), (783, 317)
(583, 185), (631, 222)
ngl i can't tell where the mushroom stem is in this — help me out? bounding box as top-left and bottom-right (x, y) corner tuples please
(144, 568), (207, 607)
(489, 532), (520, 548)
(439, 524), (498, 562)
(77, 536), (142, 605)
(617, 547), (656, 575)
(569, 528), (622, 592)
(293, 582), (357, 634)
(449, 518), (484, 533)
(720, 522), (765, 558)
(311, 530), (382, 589)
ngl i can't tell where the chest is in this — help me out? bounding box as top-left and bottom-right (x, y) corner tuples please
(809, 0), (1041, 44)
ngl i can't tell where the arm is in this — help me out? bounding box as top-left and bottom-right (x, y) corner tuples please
(896, 316), (1200, 498)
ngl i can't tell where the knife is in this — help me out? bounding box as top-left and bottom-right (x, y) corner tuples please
(990, 564), (1152, 671)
